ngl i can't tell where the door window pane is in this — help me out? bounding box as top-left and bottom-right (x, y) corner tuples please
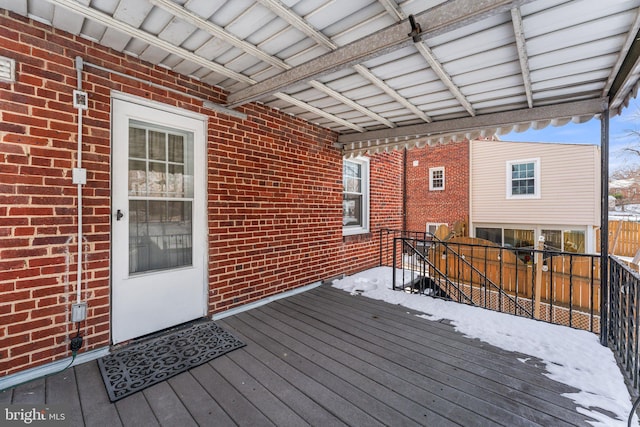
(129, 128), (146, 158)
(129, 200), (193, 274)
(128, 121), (194, 274)
(168, 134), (184, 162)
(564, 230), (585, 253)
(504, 229), (534, 248)
(149, 130), (166, 161)
(476, 227), (502, 245)
(542, 229), (562, 251)
(505, 228), (535, 263)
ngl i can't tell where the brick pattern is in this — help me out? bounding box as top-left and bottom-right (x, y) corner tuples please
(340, 152), (404, 275)
(0, 10), (404, 376)
(406, 141), (469, 233)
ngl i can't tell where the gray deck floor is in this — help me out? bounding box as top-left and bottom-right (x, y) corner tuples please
(1, 284), (597, 426)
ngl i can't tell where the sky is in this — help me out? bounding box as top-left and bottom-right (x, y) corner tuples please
(502, 102), (640, 174)
(332, 266), (637, 427)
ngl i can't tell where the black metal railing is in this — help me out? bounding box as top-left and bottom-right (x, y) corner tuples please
(392, 237), (476, 305)
(379, 229), (433, 267)
(608, 256), (640, 393)
(380, 230), (601, 332)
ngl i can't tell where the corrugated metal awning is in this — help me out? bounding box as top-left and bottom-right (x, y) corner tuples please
(6, 0), (640, 155)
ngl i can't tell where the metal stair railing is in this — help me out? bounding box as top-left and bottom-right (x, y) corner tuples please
(392, 237), (475, 306)
(436, 240), (533, 318)
(391, 235), (532, 318)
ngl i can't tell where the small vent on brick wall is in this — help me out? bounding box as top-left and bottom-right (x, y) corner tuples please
(0, 56), (16, 83)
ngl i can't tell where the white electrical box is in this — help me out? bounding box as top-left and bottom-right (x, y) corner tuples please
(72, 168), (87, 185)
(73, 90), (88, 110)
(71, 302), (87, 322)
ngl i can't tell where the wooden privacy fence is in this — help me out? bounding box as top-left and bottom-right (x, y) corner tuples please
(597, 220), (640, 258)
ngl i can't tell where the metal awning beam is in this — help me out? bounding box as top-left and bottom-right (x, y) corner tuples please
(338, 97), (608, 144)
(47, 0), (253, 84)
(608, 24), (640, 114)
(152, 0), (394, 129)
(257, 0), (430, 125)
(227, 0), (534, 107)
(511, 7), (534, 109)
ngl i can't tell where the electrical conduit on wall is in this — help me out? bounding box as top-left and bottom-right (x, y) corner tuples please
(71, 57), (88, 344)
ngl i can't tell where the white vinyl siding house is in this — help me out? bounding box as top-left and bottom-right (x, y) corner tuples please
(470, 140), (600, 253)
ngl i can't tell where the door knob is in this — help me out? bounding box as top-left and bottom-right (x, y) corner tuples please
(116, 209), (124, 221)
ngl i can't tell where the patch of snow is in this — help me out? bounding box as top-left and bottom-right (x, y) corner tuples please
(332, 266), (638, 426)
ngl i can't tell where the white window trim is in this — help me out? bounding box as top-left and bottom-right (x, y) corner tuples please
(429, 166), (445, 191)
(506, 158), (540, 199)
(343, 156), (370, 236)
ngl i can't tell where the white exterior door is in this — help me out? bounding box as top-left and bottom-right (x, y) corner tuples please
(111, 96), (207, 344)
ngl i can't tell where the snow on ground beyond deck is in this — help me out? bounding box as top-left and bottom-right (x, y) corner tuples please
(332, 266), (636, 427)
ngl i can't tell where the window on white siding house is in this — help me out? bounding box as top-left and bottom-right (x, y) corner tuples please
(507, 159), (540, 198)
(343, 157), (370, 235)
(429, 167), (445, 191)
(542, 229), (585, 253)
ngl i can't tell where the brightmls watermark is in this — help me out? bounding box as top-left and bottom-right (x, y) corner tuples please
(1, 406), (68, 426)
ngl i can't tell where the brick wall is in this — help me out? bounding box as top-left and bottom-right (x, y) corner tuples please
(406, 141), (469, 233)
(0, 10), (403, 376)
(340, 151), (404, 275)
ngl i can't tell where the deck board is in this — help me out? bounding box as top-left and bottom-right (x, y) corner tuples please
(296, 289), (586, 407)
(46, 367), (85, 427)
(11, 377), (45, 404)
(74, 361), (123, 427)
(0, 388), (12, 404)
(222, 314), (389, 426)
(241, 304), (484, 426)
(115, 392), (159, 427)
(142, 381), (197, 427)
(210, 354), (310, 427)
(225, 348), (346, 427)
(313, 287), (577, 394)
(280, 289), (584, 425)
(189, 362), (275, 426)
(1, 284), (597, 426)
(219, 319), (369, 426)
(166, 372), (236, 427)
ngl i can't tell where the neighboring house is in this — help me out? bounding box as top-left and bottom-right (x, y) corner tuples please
(405, 139), (601, 254)
(405, 140), (469, 235)
(0, 12), (403, 377)
(610, 177), (640, 207)
(470, 140), (601, 254)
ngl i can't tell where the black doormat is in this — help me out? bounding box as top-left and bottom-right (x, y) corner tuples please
(98, 320), (245, 402)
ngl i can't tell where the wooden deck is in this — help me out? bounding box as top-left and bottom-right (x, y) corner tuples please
(1, 284), (596, 426)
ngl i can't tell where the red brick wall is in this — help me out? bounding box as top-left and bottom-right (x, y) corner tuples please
(0, 10), (403, 376)
(340, 151), (404, 275)
(406, 141), (469, 233)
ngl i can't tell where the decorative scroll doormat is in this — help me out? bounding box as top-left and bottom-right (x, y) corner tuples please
(98, 320), (245, 402)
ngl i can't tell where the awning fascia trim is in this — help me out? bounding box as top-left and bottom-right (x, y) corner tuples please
(341, 97), (608, 156)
